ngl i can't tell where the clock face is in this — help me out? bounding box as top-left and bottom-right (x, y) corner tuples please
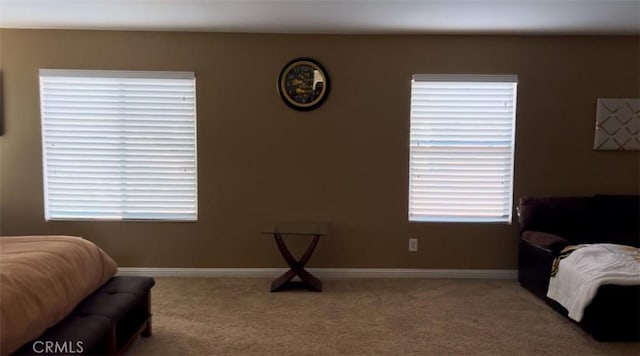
(278, 58), (330, 111)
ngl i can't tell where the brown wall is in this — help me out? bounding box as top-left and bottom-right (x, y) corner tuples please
(1, 30), (638, 269)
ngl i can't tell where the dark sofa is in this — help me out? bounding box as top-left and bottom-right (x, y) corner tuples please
(517, 194), (640, 341)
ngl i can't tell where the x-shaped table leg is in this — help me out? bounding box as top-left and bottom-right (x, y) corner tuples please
(271, 233), (322, 292)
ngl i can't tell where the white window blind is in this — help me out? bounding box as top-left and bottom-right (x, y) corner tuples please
(409, 74), (517, 223)
(39, 69), (197, 221)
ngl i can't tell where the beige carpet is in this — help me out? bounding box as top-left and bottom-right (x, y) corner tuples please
(128, 278), (639, 355)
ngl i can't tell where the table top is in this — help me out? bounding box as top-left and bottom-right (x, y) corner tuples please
(262, 221), (329, 236)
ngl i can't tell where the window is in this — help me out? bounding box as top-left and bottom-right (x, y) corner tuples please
(408, 74), (517, 223)
(39, 69), (197, 221)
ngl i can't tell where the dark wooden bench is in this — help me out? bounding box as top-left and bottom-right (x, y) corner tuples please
(15, 276), (155, 355)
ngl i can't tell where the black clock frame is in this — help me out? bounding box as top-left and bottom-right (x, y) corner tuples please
(277, 57), (330, 112)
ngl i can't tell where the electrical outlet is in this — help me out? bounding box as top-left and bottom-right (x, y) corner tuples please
(408, 238), (418, 252)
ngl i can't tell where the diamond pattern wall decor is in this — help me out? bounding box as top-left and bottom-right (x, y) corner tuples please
(593, 98), (640, 151)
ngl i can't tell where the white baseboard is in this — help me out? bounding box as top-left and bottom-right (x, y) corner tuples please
(117, 267), (517, 279)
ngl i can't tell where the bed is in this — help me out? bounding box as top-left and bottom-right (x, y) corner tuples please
(0, 235), (154, 355)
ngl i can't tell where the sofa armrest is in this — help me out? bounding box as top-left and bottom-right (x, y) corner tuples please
(518, 232), (569, 299)
(522, 231), (570, 255)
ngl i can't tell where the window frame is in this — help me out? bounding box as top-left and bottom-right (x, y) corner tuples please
(408, 74), (518, 224)
(39, 69), (198, 222)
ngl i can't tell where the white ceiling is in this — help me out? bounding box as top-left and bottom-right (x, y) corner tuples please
(0, 0), (639, 35)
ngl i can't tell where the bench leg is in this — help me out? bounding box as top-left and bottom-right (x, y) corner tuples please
(107, 325), (117, 354)
(142, 317), (152, 337)
(141, 291), (152, 337)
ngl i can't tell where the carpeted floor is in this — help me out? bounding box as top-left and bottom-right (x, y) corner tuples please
(128, 278), (639, 355)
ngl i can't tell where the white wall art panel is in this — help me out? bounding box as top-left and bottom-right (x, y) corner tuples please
(594, 98), (640, 151)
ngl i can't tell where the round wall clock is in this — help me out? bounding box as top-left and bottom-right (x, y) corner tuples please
(277, 57), (330, 111)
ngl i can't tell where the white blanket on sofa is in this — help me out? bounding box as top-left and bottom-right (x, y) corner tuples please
(547, 243), (640, 322)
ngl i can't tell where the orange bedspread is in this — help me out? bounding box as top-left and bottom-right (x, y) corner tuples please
(0, 235), (117, 354)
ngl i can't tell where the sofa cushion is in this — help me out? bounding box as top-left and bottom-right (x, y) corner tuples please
(592, 195), (640, 247)
(518, 195), (639, 245)
(518, 196), (594, 242)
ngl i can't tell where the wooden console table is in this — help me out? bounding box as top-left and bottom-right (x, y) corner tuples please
(262, 221), (328, 292)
